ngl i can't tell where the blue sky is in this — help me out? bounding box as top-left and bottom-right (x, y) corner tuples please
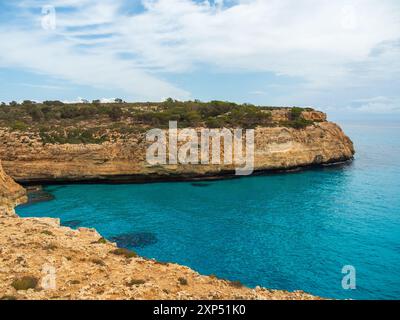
(0, 0), (400, 118)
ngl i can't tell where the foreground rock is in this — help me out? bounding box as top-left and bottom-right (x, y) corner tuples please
(0, 160), (27, 216)
(0, 162), (321, 300)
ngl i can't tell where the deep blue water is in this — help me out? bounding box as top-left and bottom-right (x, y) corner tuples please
(17, 121), (400, 300)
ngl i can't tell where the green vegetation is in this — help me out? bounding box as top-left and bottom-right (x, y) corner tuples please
(178, 277), (188, 285)
(290, 107), (303, 121)
(278, 106), (314, 129)
(110, 248), (138, 258)
(11, 276), (38, 291)
(93, 237), (108, 244)
(154, 260), (170, 266)
(0, 99), (316, 143)
(0, 295), (18, 300)
(10, 120), (29, 131)
(285, 118), (314, 129)
(39, 127), (108, 144)
(43, 243), (57, 251)
(108, 106), (123, 121)
(69, 280), (80, 285)
(126, 279), (146, 287)
(91, 258), (106, 266)
(135, 100), (272, 128)
(41, 230), (54, 236)
(229, 280), (245, 288)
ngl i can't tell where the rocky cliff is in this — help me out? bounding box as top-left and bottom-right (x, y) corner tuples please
(0, 162), (320, 300)
(0, 112), (354, 183)
(0, 160), (27, 216)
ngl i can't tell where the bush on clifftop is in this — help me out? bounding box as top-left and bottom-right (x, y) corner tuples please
(0, 100), (317, 142)
(11, 276), (38, 291)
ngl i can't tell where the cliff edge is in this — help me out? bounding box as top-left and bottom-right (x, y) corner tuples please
(0, 160), (27, 216)
(0, 107), (354, 183)
(0, 162), (320, 300)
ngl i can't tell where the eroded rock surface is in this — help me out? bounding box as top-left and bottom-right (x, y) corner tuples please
(0, 162), (321, 300)
(0, 160), (27, 216)
(0, 119), (354, 183)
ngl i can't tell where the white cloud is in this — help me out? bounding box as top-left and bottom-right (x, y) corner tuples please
(121, 0), (400, 85)
(20, 83), (67, 90)
(1, 0), (400, 104)
(0, 28), (189, 101)
(352, 96), (400, 113)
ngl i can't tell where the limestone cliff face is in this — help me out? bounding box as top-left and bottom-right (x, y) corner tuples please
(0, 120), (354, 183)
(254, 122), (354, 170)
(0, 161), (27, 216)
(0, 162), (320, 300)
(270, 109), (327, 122)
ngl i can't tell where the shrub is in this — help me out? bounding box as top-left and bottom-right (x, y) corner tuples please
(43, 243), (57, 251)
(228, 105), (271, 128)
(11, 276), (38, 291)
(0, 295), (17, 300)
(110, 248), (137, 258)
(91, 258), (106, 266)
(154, 260), (170, 266)
(59, 105), (97, 119)
(10, 120), (28, 131)
(95, 237), (108, 244)
(43, 100), (64, 107)
(290, 107), (303, 120)
(178, 277), (188, 286)
(205, 117), (226, 128)
(229, 280), (244, 288)
(28, 106), (44, 121)
(126, 279), (146, 287)
(107, 106), (123, 121)
(39, 128), (107, 145)
(286, 118), (314, 129)
(198, 100), (235, 117)
(60, 105), (80, 119)
(22, 100), (35, 106)
(0, 100), (316, 135)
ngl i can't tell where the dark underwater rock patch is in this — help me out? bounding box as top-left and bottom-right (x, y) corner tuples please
(22, 186), (55, 206)
(109, 232), (158, 249)
(191, 183), (211, 187)
(61, 220), (82, 228)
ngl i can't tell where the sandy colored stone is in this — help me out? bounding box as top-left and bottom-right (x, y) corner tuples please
(0, 160), (27, 216)
(0, 162), (322, 300)
(0, 120), (354, 183)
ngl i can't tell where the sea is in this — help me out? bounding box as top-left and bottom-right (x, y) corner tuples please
(17, 119), (400, 300)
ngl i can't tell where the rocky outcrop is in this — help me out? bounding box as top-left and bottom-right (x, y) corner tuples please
(0, 216), (321, 300)
(0, 108), (348, 300)
(0, 162), (320, 300)
(0, 120), (354, 183)
(0, 160), (27, 216)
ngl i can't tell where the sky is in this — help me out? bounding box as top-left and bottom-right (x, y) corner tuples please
(0, 0), (399, 118)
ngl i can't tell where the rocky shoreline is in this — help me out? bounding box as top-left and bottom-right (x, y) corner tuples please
(0, 161), (322, 300)
(19, 157), (354, 186)
(0, 107), (353, 300)
(0, 121), (354, 184)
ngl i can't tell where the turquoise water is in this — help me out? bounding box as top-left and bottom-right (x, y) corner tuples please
(17, 121), (400, 300)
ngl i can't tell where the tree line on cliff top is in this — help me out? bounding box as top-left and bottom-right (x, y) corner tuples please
(0, 99), (314, 143)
